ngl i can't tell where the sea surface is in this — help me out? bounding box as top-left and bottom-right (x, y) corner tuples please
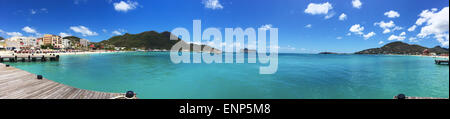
(5, 52), (449, 99)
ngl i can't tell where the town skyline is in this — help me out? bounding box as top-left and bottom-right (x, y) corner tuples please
(0, 0), (449, 53)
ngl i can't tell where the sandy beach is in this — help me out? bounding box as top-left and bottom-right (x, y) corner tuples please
(411, 55), (449, 59)
(0, 50), (123, 56)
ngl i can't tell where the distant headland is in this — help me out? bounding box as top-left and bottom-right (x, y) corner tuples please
(355, 41), (449, 55)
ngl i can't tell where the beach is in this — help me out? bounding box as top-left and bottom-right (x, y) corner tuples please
(0, 50), (122, 56)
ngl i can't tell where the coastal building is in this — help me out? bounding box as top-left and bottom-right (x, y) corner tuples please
(79, 39), (90, 47)
(43, 34), (63, 48)
(4, 36), (38, 50)
(36, 38), (44, 47)
(0, 40), (5, 49)
(114, 47), (126, 51)
(423, 49), (430, 56)
(62, 39), (71, 49)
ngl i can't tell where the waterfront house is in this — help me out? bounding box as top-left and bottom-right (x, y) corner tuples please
(0, 40), (6, 50)
(43, 34), (63, 49)
(79, 39), (90, 47)
(4, 36), (38, 50)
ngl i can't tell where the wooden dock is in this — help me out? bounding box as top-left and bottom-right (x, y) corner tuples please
(0, 54), (60, 62)
(435, 59), (449, 65)
(0, 63), (132, 99)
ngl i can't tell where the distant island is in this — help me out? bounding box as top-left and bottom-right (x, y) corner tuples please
(355, 41), (449, 55)
(319, 52), (342, 54)
(96, 31), (221, 53)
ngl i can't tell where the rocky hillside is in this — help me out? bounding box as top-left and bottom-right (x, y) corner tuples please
(355, 41), (449, 55)
(99, 31), (221, 53)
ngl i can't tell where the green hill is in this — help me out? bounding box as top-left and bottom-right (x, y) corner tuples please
(0, 36), (4, 40)
(99, 31), (221, 52)
(63, 36), (81, 44)
(355, 41), (449, 55)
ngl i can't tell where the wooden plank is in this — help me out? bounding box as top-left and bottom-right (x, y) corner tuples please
(0, 63), (125, 99)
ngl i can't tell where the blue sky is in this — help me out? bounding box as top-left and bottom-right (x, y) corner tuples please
(0, 0), (448, 53)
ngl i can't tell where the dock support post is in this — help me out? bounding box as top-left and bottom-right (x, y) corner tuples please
(41, 55), (46, 62)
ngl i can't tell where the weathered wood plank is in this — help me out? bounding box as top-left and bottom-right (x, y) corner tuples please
(0, 63), (124, 99)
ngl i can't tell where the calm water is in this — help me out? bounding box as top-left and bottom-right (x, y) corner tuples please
(5, 52), (449, 99)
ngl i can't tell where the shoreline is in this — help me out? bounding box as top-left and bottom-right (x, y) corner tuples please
(0, 50), (130, 56)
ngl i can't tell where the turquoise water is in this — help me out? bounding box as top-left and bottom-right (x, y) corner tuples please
(5, 52), (449, 99)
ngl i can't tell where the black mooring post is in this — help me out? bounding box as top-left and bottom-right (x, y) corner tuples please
(37, 75), (43, 80)
(126, 91), (135, 98)
(397, 94), (406, 100)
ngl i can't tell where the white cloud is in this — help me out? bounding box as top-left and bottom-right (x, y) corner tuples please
(305, 2), (332, 15)
(112, 31), (122, 35)
(203, 0), (223, 10)
(384, 10), (400, 18)
(59, 32), (71, 37)
(260, 24), (273, 31)
(363, 32), (376, 40)
(374, 21), (402, 34)
(0, 29), (4, 33)
(113, 1), (139, 12)
(324, 12), (335, 19)
(339, 13), (347, 21)
(349, 24), (364, 35)
(30, 8), (48, 15)
(112, 29), (127, 35)
(415, 8), (439, 26)
(388, 32), (406, 41)
(6, 32), (23, 37)
(382, 29), (391, 34)
(336, 37), (343, 40)
(409, 37), (419, 42)
(31, 9), (37, 14)
(374, 21), (395, 29)
(352, 0), (362, 9)
(408, 25), (417, 32)
(415, 7), (449, 47)
(378, 41), (384, 44)
(22, 26), (37, 34)
(305, 24), (312, 28)
(346, 33), (352, 36)
(70, 26), (98, 36)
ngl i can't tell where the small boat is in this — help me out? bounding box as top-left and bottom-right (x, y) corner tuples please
(435, 59), (449, 65)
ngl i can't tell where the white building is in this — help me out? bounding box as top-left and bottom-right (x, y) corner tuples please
(62, 39), (71, 49)
(5, 36), (38, 50)
(79, 39), (90, 47)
